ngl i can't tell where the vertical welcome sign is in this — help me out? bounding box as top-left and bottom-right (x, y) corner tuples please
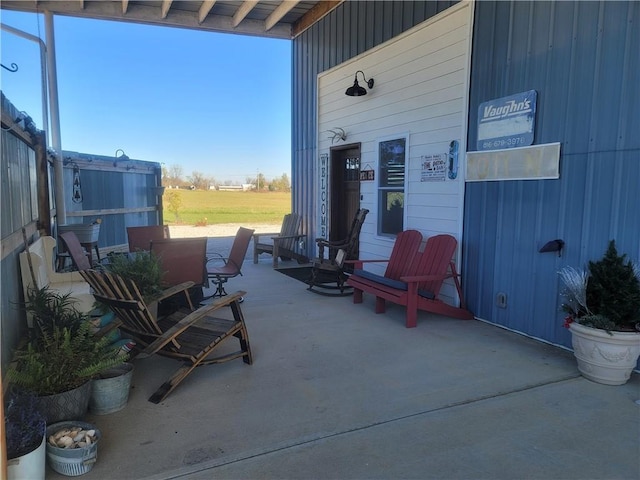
(319, 153), (328, 237)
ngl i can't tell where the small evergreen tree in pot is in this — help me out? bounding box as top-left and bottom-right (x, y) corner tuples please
(584, 240), (640, 332)
(560, 240), (640, 332)
(558, 240), (640, 385)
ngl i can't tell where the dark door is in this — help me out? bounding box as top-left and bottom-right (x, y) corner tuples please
(330, 143), (361, 245)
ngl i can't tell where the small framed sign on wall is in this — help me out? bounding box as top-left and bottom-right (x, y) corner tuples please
(359, 169), (375, 181)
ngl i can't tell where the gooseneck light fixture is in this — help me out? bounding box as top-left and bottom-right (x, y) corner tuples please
(114, 148), (129, 166)
(345, 70), (374, 96)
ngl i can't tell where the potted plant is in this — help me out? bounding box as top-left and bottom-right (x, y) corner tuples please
(4, 390), (47, 480)
(7, 287), (128, 423)
(105, 250), (163, 301)
(558, 240), (640, 385)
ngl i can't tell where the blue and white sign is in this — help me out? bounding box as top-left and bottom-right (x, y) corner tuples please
(477, 90), (537, 151)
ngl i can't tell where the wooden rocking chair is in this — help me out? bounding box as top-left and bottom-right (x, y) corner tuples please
(80, 269), (253, 403)
(307, 208), (369, 295)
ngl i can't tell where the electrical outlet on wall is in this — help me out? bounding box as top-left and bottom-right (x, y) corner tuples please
(496, 292), (507, 309)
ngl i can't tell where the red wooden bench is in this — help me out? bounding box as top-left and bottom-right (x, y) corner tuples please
(346, 233), (474, 328)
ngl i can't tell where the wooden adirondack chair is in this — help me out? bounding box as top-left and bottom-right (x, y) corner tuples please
(206, 227), (255, 298)
(307, 208), (370, 295)
(253, 213), (307, 268)
(80, 269), (253, 404)
(347, 233), (473, 327)
(126, 225), (170, 252)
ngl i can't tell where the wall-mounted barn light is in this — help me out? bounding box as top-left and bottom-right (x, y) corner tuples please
(345, 70), (374, 96)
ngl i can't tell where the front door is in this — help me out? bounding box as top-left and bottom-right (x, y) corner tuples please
(330, 143), (361, 250)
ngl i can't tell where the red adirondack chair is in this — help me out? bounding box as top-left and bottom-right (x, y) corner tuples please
(347, 233), (473, 327)
(347, 229), (423, 291)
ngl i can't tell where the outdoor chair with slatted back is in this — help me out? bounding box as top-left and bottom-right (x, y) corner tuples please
(59, 231), (92, 271)
(206, 227), (255, 299)
(307, 208), (369, 295)
(80, 268), (253, 403)
(314, 208), (369, 268)
(253, 213), (307, 268)
(347, 233), (473, 327)
(127, 225), (170, 252)
(346, 229), (423, 293)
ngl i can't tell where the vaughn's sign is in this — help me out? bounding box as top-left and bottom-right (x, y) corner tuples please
(477, 90), (537, 151)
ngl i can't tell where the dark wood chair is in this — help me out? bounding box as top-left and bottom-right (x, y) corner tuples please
(347, 233), (474, 327)
(80, 268), (253, 404)
(59, 231), (93, 271)
(307, 208), (369, 295)
(206, 227), (255, 299)
(253, 213), (307, 268)
(314, 208), (369, 266)
(126, 225), (170, 253)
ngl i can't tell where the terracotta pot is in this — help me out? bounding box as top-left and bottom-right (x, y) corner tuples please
(569, 322), (640, 385)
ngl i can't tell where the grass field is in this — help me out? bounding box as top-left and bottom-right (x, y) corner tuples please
(162, 190), (291, 225)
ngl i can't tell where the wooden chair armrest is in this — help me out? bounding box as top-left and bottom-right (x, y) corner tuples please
(93, 318), (123, 339)
(345, 259), (390, 264)
(400, 273), (452, 283)
(315, 237), (348, 248)
(253, 232), (280, 242)
(138, 291), (246, 358)
(155, 281), (195, 302)
(272, 234), (304, 242)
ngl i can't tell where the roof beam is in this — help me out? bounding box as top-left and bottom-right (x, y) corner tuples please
(265, 0), (299, 32)
(292, 0), (343, 37)
(198, 0), (216, 25)
(232, 0), (258, 28)
(160, 0), (172, 19)
(0, 1), (295, 39)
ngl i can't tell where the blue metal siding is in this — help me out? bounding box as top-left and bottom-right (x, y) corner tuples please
(62, 152), (162, 249)
(292, 1), (457, 254)
(464, 0), (640, 348)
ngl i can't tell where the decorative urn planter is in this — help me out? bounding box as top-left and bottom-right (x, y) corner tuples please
(569, 322), (640, 386)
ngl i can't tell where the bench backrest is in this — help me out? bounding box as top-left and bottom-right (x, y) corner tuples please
(384, 230), (423, 280)
(407, 234), (458, 297)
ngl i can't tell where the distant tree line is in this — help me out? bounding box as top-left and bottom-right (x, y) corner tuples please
(162, 164), (290, 192)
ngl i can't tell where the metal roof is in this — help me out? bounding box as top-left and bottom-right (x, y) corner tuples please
(0, 0), (343, 39)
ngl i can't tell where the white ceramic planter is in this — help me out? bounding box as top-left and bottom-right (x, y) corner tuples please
(7, 433), (46, 480)
(569, 322), (640, 385)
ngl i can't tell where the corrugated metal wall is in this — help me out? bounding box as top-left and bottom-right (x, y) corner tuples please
(292, 1), (457, 255)
(61, 151), (163, 250)
(464, 0), (640, 347)
(1, 93), (42, 369)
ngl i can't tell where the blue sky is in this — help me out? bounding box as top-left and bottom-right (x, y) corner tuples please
(1, 10), (292, 183)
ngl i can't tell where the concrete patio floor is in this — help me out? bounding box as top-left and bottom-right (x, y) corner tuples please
(47, 235), (640, 480)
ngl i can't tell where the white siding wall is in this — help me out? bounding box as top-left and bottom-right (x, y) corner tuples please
(317, 2), (472, 305)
